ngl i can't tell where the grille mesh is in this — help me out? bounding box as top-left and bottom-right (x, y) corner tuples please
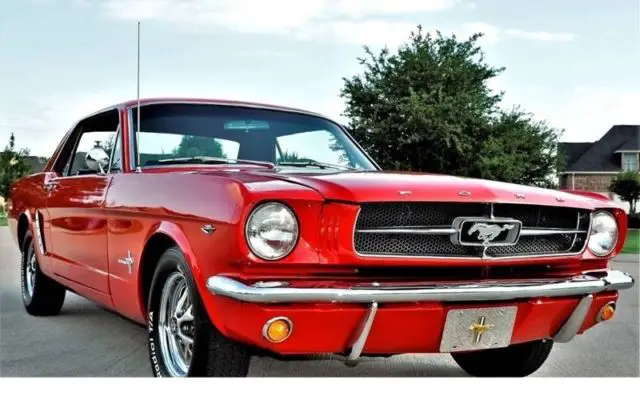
(354, 202), (589, 258)
(355, 202), (488, 229)
(354, 233), (478, 257)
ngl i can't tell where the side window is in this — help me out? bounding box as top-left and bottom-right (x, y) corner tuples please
(54, 109), (121, 177)
(68, 131), (117, 176)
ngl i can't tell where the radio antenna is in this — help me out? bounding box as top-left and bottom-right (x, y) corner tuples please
(134, 21), (142, 172)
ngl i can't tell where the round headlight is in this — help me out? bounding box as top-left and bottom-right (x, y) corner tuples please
(246, 202), (299, 260)
(587, 211), (619, 257)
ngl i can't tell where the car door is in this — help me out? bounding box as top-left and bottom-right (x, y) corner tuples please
(45, 109), (120, 293)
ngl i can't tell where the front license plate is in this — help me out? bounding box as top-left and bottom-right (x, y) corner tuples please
(439, 306), (518, 353)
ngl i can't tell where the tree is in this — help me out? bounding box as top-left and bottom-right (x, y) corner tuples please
(173, 136), (226, 158)
(0, 133), (32, 199)
(341, 26), (563, 188)
(610, 171), (640, 213)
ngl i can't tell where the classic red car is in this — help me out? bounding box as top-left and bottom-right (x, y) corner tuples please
(7, 98), (634, 377)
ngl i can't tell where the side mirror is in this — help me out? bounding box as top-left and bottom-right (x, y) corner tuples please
(85, 147), (110, 174)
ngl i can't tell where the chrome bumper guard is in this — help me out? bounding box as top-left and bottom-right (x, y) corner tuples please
(206, 270), (633, 364)
(206, 270), (633, 304)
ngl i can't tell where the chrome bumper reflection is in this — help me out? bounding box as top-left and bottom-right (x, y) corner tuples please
(206, 269), (634, 304)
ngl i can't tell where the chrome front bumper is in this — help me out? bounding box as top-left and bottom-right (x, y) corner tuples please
(206, 270), (634, 304)
(207, 270), (634, 363)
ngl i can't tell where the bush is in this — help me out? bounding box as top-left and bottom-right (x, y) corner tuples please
(610, 171), (640, 214)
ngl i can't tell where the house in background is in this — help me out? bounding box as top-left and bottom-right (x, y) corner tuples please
(25, 156), (48, 174)
(558, 125), (639, 212)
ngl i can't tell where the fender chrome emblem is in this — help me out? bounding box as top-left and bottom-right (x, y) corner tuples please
(118, 251), (134, 275)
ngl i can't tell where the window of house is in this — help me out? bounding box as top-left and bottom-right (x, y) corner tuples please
(622, 153), (639, 171)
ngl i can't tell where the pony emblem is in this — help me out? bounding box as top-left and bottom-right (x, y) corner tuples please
(468, 223), (515, 244)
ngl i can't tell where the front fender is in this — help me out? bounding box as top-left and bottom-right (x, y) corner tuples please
(140, 220), (236, 336)
(139, 220), (202, 303)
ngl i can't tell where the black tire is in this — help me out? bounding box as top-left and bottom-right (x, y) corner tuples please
(451, 340), (553, 377)
(147, 246), (251, 377)
(21, 231), (66, 316)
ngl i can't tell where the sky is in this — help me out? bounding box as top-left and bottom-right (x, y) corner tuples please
(1, 0), (639, 157)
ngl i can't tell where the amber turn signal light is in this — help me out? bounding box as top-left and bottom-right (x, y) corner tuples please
(263, 317), (293, 343)
(597, 302), (616, 322)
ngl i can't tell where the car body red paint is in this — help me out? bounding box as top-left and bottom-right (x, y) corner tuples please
(7, 98), (633, 376)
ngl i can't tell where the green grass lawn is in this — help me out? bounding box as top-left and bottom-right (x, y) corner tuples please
(622, 229), (640, 254)
(0, 217), (7, 227)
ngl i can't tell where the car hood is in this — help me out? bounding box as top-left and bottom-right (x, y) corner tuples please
(263, 170), (606, 210)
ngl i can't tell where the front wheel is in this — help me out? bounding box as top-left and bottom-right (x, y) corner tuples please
(147, 246), (251, 377)
(451, 340), (553, 377)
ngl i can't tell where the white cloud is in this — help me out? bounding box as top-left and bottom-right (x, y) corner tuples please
(462, 23), (577, 44)
(505, 28), (576, 42)
(299, 20), (418, 47)
(100, 0), (457, 45)
(555, 86), (640, 142)
(334, 0), (459, 17)
(98, 1), (578, 47)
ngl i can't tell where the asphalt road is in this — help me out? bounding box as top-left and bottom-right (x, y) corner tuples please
(0, 227), (638, 377)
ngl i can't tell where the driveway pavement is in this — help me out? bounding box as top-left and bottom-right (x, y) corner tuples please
(0, 227), (637, 376)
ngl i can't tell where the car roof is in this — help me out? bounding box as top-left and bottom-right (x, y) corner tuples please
(88, 97), (331, 121)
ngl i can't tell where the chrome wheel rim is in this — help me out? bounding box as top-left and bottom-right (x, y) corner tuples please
(25, 251), (36, 298)
(158, 271), (194, 377)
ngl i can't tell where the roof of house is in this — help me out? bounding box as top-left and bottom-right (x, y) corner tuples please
(558, 142), (593, 169)
(559, 125), (640, 172)
(615, 136), (640, 151)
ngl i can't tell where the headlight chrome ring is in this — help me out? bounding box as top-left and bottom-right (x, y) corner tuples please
(587, 211), (619, 257)
(245, 202), (299, 260)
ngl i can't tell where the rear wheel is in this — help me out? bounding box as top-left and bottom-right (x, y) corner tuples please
(147, 246), (251, 377)
(21, 231), (66, 316)
(451, 340), (553, 377)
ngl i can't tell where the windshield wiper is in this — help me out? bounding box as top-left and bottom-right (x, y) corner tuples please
(154, 156), (275, 169)
(277, 160), (356, 171)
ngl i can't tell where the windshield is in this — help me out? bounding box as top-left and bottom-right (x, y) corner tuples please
(130, 103), (377, 171)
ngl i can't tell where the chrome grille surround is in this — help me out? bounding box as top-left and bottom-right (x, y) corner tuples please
(353, 202), (592, 259)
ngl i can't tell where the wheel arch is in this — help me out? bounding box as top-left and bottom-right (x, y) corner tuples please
(138, 222), (202, 315)
(17, 212), (31, 250)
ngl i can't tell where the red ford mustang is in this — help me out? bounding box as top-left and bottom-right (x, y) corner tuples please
(6, 98), (634, 377)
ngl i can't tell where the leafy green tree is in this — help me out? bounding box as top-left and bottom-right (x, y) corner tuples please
(0, 133), (32, 199)
(341, 26), (563, 188)
(173, 136), (226, 158)
(278, 151), (307, 163)
(610, 171), (640, 213)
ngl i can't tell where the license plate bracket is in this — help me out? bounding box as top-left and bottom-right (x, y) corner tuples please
(439, 306), (518, 353)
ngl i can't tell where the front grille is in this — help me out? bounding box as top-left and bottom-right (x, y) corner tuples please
(354, 202), (590, 259)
